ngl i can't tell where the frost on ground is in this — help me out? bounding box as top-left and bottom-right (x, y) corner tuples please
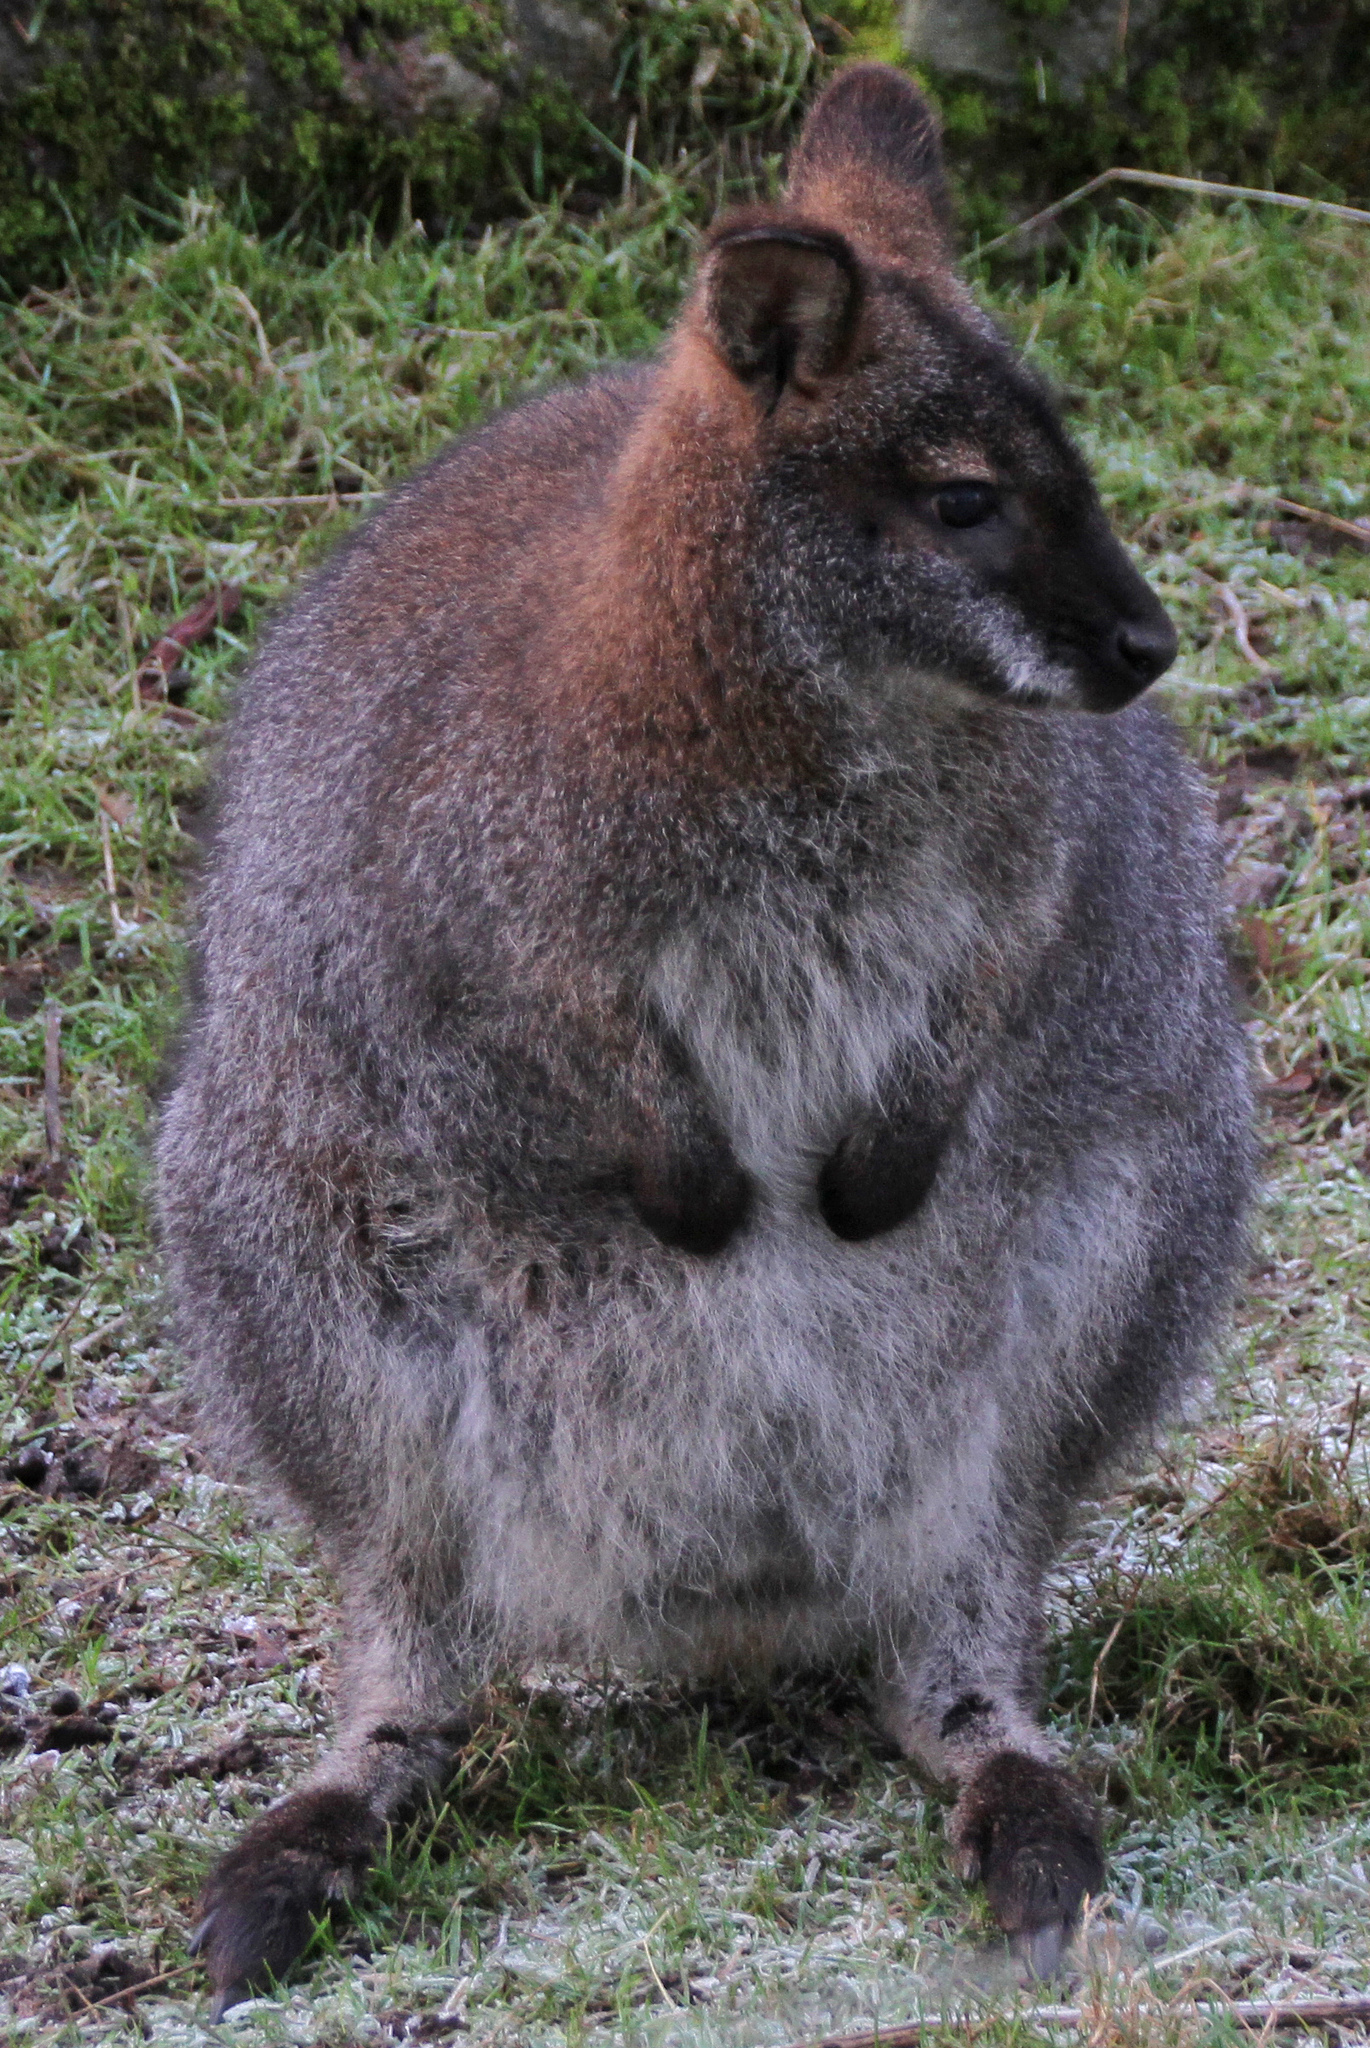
(2, 200), (1370, 2044)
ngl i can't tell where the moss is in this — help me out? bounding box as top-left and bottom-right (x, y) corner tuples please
(915, 0), (1370, 247)
(1, 0), (523, 288)
(823, 0), (905, 64)
(0, 0), (842, 292)
(4, 0), (1369, 291)
(942, 89), (992, 143)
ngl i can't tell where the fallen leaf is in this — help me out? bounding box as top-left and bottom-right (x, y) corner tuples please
(1263, 1068), (1319, 1097)
(96, 787), (137, 833)
(1236, 913), (1311, 981)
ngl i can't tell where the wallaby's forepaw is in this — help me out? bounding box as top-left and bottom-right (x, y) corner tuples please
(193, 1787), (381, 2019)
(948, 1753), (1104, 1979)
(630, 1142), (753, 1256)
(818, 1109), (947, 1242)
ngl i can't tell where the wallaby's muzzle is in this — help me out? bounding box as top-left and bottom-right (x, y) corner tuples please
(1076, 562), (1179, 712)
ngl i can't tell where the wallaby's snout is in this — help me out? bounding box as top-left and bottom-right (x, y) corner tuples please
(1034, 505), (1180, 711)
(1106, 602), (1180, 699)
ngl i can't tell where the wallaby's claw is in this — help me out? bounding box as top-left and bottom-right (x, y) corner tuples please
(188, 1913), (258, 2024)
(950, 1752), (1104, 1979)
(193, 1788), (380, 2016)
(1010, 1918), (1072, 1983)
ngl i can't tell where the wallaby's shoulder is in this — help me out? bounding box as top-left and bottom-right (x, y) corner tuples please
(237, 360), (656, 717)
(361, 356), (654, 566)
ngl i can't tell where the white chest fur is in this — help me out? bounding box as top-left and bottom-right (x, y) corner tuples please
(454, 834), (1147, 1672)
(648, 852), (988, 1206)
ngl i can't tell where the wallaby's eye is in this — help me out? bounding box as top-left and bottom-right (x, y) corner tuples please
(934, 483), (999, 529)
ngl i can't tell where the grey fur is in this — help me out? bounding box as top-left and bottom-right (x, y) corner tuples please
(157, 62), (1252, 2010)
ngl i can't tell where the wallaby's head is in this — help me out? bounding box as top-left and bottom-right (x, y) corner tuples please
(668, 64), (1176, 714)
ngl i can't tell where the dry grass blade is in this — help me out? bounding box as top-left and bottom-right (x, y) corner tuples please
(42, 1000), (62, 1161)
(216, 490), (387, 508)
(978, 169), (1370, 255)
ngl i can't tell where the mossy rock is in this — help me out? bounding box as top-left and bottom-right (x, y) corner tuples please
(0, 0), (601, 289)
(0, 0), (835, 291)
(904, 0), (1370, 244)
(3, 0), (1369, 292)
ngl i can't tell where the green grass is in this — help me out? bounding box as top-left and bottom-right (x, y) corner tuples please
(2, 184), (1370, 2044)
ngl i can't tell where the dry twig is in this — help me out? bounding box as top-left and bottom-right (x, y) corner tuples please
(1270, 496), (1370, 551)
(42, 1000), (62, 1160)
(14, 1291), (88, 1395)
(1134, 486), (1370, 550)
(1213, 582), (1276, 672)
(1337, 1379), (1364, 1487)
(70, 1313), (131, 1359)
(72, 1961), (201, 2015)
(787, 1995), (1370, 2047)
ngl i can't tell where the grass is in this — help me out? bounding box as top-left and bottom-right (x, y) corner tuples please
(1, 177), (1369, 2044)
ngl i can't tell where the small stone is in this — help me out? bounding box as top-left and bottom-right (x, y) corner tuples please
(0, 1665), (30, 1700)
(1227, 857), (1289, 909)
(10, 1447), (49, 1489)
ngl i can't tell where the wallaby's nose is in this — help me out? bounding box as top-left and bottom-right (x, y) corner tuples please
(1114, 615), (1178, 685)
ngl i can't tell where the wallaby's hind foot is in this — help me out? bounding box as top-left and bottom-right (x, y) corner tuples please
(948, 1752), (1105, 1979)
(193, 1787), (382, 2019)
(194, 1710), (471, 2016)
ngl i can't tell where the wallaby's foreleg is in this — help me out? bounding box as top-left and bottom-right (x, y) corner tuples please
(193, 1594), (472, 2019)
(881, 1570), (1104, 1977)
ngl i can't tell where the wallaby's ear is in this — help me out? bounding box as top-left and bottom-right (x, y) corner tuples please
(703, 222), (862, 403)
(786, 63), (953, 265)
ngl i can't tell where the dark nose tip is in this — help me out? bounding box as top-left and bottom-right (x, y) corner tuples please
(1114, 616), (1179, 685)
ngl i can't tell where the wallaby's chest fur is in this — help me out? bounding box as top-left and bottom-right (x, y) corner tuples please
(442, 826), (1148, 1674)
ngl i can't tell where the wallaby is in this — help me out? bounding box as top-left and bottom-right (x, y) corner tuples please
(158, 63), (1252, 2018)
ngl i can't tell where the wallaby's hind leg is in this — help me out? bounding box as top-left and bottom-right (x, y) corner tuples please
(881, 1569), (1104, 1978)
(193, 1596), (472, 2019)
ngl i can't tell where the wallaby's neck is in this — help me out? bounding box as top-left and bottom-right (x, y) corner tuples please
(543, 337), (836, 798)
